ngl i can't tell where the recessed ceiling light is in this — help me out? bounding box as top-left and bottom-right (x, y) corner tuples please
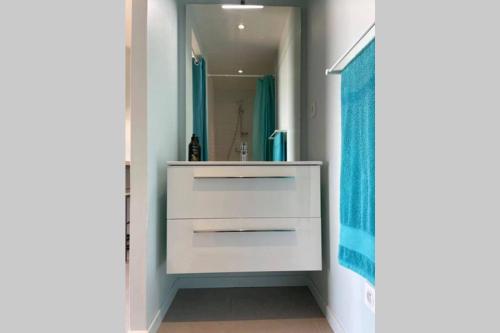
(238, 24), (245, 30)
(238, 69), (244, 74)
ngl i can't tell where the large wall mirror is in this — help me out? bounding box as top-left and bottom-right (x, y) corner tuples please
(185, 4), (301, 161)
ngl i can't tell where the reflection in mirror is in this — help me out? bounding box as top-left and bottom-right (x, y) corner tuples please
(186, 5), (301, 161)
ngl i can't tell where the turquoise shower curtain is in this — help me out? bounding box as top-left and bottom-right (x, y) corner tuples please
(192, 57), (208, 161)
(252, 75), (276, 161)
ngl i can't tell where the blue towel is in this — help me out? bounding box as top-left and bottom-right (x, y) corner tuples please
(272, 132), (287, 161)
(339, 39), (375, 285)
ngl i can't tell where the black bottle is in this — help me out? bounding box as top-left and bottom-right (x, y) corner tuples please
(188, 134), (201, 161)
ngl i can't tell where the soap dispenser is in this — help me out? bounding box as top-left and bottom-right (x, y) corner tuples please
(188, 134), (201, 161)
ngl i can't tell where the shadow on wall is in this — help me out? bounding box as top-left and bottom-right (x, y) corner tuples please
(156, 163), (167, 267)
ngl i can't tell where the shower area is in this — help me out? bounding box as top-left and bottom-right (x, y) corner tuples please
(207, 75), (257, 161)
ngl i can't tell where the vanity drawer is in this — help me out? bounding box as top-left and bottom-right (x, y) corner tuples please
(166, 218), (322, 274)
(167, 165), (320, 219)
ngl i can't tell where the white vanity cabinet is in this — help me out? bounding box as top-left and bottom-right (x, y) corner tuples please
(166, 162), (322, 274)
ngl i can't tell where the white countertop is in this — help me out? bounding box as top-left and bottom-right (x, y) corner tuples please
(167, 161), (323, 166)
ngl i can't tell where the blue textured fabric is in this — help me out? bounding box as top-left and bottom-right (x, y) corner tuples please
(252, 75), (276, 161)
(192, 57), (208, 161)
(272, 132), (287, 161)
(339, 39), (375, 285)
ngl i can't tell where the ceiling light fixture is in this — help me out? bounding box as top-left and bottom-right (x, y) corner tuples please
(222, 1), (264, 10)
(238, 69), (244, 74)
(238, 23), (245, 30)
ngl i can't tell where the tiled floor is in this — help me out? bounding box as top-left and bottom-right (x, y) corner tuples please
(159, 287), (334, 333)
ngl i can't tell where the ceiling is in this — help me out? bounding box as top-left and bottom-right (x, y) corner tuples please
(212, 76), (259, 92)
(190, 5), (291, 76)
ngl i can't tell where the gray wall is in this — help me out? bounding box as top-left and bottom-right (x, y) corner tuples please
(304, 0), (375, 333)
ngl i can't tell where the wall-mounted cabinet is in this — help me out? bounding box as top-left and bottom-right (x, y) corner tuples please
(166, 161), (322, 274)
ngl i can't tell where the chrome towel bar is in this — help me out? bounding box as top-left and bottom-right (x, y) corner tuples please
(325, 22), (375, 75)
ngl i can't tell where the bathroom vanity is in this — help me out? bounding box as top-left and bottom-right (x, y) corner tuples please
(166, 161), (322, 274)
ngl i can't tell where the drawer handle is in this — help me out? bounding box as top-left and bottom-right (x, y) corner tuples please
(193, 176), (295, 179)
(193, 228), (296, 233)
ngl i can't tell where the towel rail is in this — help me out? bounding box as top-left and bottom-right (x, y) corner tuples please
(325, 22), (375, 75)
(268, 129), (287, 140)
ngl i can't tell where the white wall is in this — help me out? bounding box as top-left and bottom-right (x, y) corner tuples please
(207, 76), (216, 160)
(146, 0), (178, 326)
(130, 0), (179, 330)
(276, 7), (301, 161)
(184, 6), (194, 160)
(304, 1), (375, 333)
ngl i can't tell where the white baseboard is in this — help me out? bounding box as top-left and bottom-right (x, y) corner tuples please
(307, 278), (347, 333)
(143, 279), (180, 333)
